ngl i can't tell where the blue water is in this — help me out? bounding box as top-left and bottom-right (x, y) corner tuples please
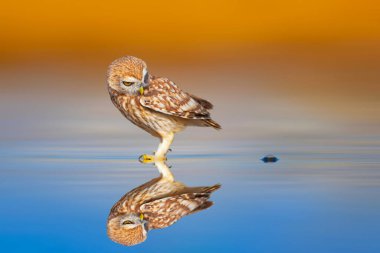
(1, 135), (379, 253)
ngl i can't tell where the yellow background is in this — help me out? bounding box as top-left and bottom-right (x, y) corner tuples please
(1, 0), (379, 59)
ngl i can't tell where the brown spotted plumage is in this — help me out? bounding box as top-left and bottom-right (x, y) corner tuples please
(140, 77), (211, 119)
(107, 56), (221, 161)
(107, 161), (220, 246)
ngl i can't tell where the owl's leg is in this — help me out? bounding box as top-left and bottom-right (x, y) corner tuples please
(155, 161), (174, 181)
(155, 132), (174, 159)
(139, 132), (174, 163)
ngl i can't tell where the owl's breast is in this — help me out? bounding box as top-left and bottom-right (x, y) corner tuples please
(115, 95), (185, 137)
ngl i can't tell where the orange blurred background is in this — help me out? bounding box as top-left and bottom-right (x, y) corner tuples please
(1, 0), (379, 142)
(1, 0), (379, 59)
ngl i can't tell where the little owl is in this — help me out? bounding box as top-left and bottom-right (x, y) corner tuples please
(106, 56), (221, 162)
(107, 161), (221, 246)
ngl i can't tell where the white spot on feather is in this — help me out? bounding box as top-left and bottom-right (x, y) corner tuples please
(182, 200), (197, 210)
(180, 99), (197, 111)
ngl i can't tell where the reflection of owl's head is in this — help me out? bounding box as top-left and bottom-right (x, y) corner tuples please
(107, 214), (148, 246)
(107, 56), (149, 95)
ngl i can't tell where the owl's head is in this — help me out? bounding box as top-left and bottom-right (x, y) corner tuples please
(107, 213), (148, 246)
(107, 56), (150, 95)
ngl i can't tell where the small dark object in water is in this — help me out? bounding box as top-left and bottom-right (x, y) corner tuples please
(261, 155), (279, 163)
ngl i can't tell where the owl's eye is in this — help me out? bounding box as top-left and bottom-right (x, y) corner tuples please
(122, 220), (134, 225)
(122, 81), (134, 86)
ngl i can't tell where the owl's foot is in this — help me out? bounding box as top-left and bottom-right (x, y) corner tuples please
(138, 154), (167, 164)
(139, 154), (155, 163)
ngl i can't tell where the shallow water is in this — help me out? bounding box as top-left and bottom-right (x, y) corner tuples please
(1, 134), (379, 253)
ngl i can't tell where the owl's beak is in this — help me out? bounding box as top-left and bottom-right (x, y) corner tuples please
(140, 213), (144, 221)
(139, 86), (144, 95)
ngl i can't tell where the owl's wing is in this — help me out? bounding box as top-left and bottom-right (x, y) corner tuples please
(139, 77), (211, 119)
(140, 192), (213, 230)
(188, 94), (214, 110)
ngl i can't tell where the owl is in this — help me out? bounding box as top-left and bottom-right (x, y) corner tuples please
(107, 161), (221, 246)
(106, 56), (221, 162)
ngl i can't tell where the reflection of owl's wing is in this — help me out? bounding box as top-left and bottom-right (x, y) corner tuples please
(139, 77), (211, 119)
(140, 192), (213, 230)
(108, 177), (163, 220)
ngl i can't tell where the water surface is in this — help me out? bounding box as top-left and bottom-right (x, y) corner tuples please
(1, 134), (379, 252)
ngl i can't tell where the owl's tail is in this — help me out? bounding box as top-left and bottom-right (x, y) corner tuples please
(201, 184), (221, 193)
(188, 184), (221, 214)
(203, 119), (221, 130)
(185, 184), (221, 195)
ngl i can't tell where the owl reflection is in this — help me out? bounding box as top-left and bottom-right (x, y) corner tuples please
(107, 161), (220, 246)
